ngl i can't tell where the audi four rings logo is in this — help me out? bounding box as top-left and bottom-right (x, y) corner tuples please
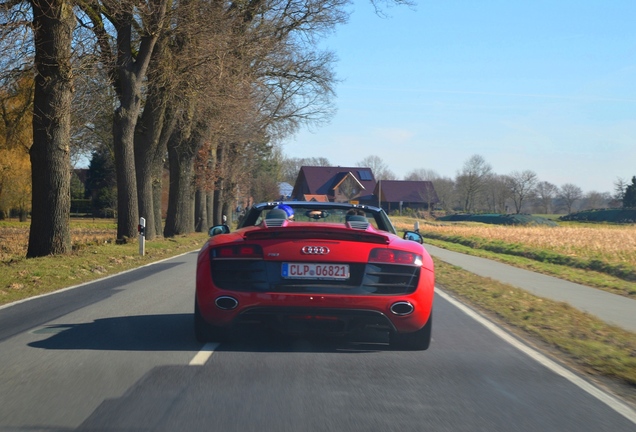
(301, 246), (330, 255)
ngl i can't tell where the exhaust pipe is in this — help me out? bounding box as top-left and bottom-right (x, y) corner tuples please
(215, 296), (238, 310)
(390, 301), (414, 316)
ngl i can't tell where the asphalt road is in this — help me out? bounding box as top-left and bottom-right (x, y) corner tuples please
(0, 251), (635, 431)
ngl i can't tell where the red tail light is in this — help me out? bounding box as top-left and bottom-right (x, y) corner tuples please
(213, 244), (263, 259)
(369, 248), (422, 265)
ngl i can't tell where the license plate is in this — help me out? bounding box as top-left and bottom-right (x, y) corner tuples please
(282, 263), (350, 280)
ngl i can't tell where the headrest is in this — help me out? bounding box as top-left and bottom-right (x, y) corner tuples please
(266, 209), (288, 220)
(345, 215), (367, 223)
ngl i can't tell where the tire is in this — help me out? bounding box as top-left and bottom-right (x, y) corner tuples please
(194, 300), (231, 343)
(390, 312), (432, 351)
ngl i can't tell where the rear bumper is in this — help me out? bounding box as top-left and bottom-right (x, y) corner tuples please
(196, 289), (433, 334)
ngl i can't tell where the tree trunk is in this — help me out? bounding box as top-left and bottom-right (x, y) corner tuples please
(205, 144), (216, 228)
(206, 191), (215, 228)
(113, 88), (139, 240)
(110, 5), (166, 240)
(212, 143), (225, 225)
(27, 0), (75, 257)
(152, 169), (164, 236)
(194, 188), (206, 232)
(163, 131), (198, 236)
(134, 86), (166, 240)
(153, 100), (178, 237)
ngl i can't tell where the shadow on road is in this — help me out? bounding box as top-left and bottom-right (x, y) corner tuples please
(219, 324), (393, 354)
(1, 261), (186, 344)
(28, 314), (393, 354)
(29, 313), (199, 351)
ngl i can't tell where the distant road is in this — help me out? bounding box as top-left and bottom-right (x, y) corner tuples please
(0, 251), (634, 431)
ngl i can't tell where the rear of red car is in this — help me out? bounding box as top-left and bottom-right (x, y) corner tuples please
(195, 208), (434, 350)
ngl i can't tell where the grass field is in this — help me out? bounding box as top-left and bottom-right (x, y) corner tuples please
(392, 217), (636, 298)
(393, 218), (636, 267)
(0, 218), (118, 261)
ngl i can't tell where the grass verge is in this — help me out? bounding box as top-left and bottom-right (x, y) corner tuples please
(421, 230), (636, 282)
(434, 258), (636, 399)
(424, 237), (636, 299)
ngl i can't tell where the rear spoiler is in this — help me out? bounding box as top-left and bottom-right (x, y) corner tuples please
(244, 225), (390, 245)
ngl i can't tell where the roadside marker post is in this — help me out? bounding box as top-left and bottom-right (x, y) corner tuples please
(138, 217), (146, 256)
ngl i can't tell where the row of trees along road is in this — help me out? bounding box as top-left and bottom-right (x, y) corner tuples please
(402, 154), (634, 215)
(1, 0), (411, 257)
(279, 154), (632, 215)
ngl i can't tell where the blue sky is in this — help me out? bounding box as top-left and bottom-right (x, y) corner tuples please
(282, 0), (636, 194)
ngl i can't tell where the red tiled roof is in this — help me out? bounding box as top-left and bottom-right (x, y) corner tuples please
(292, 166), (377, 201)
(303, 194), (330, 202)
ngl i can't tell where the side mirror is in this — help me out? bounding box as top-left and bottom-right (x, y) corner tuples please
(403, 231), (423, 244)
(208, 224), (230, 237)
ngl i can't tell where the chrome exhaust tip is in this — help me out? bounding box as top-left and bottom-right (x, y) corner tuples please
(390, 301), (414, 316)
(215, 296), (238, 310)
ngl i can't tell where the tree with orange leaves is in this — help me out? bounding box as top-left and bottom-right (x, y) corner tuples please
(0, 74), (33, 220)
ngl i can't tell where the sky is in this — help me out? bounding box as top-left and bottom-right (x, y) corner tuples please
(281, 0), (636, 194)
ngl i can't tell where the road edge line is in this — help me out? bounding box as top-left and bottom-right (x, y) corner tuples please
(436, 287), (636, 425)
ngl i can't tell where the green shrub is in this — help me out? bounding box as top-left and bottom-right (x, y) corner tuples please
(560, 208), (636, 224)
(436, 213), (558, 226)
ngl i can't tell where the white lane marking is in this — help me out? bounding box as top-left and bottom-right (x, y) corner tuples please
(436, 287), (636, 425)
(189, 342), (219, 366)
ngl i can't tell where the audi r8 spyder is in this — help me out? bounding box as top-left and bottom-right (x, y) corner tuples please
(195, 201), (435, 350)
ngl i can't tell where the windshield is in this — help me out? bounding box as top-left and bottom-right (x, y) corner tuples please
(240, 203), (397, 234)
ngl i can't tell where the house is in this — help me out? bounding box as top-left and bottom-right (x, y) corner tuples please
(290, 166), (439, 212)
(375, 180), (439, 211)
(291, 166), (377, 203)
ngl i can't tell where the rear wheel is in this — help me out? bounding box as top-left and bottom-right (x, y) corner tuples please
(194, 300), (231, 343)
(390, 312), (432, 351)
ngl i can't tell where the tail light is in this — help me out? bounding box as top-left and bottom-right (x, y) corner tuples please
(212, 244), (263, 259)
(369, 248), (422, 265)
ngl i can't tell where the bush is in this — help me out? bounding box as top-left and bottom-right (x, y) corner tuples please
(71, 199), (92, 215)
(436, 213), (558, 226)
(559, 208), (636, 224)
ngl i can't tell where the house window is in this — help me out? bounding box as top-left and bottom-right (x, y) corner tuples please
(358, 170), (372, 181)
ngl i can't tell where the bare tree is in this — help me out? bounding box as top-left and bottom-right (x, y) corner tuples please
(580, 191), (611, 210)
(357, 155), (396, 180)
(26, 0), (75, 256)
(78, 0), (169, 240)
(505, 170), (538, 214)
(2, 0), (75, 256)
(484, 174), (510, 213)
(455, 154), (492, 212)
(404, 168), (439, 181)
(558, 183), (583, 214)
(158, 0), (347, 233)
(534, 181), (558, 214)
(281, 156), (331, 184)
(70, 70), (114, 168)
(431, 177), (455, 212)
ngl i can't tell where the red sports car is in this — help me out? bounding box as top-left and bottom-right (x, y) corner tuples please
(195, 201), (435, 350)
